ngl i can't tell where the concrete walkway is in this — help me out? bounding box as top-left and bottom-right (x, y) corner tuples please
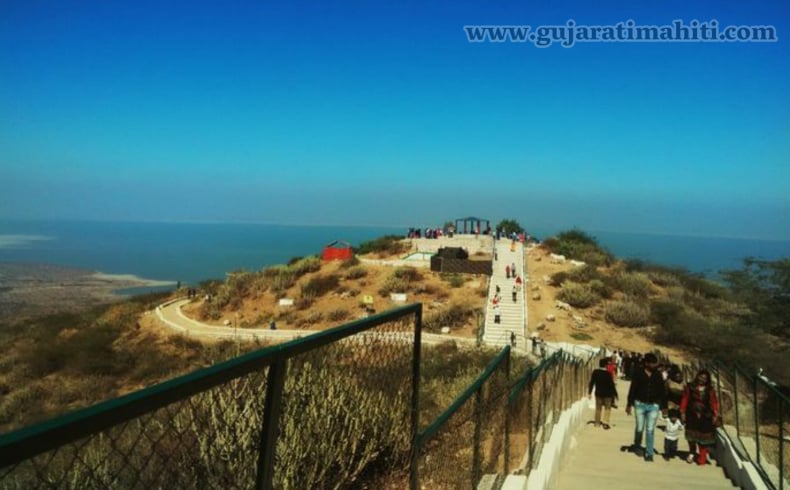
(556, 380), (733, 489)
(154, 298), (480, 347)
(483, 238), (527, 349)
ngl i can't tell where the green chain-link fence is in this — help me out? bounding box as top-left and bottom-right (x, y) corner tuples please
(686, 361), (789, 489)
(1, 300), (603, 490)
(0, 304), (422, 490)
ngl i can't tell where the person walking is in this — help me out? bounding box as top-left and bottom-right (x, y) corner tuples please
(512, 284), (518, 302)
(681, 369), (720, 465)
(493, 303), (501, 324)
(626, 353), (668, 462)
(589, 358), (618, 429)
(663, 409), (684, 460)
(505, 265), (511, 279)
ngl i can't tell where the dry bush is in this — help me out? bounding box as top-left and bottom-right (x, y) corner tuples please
(344, 266), (367, 280)
(556, 282), (600, 308)
(605, 300), (650, 327)
(616, 272), (653, 298)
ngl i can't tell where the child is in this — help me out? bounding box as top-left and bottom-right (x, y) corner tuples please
(664, 409), (683, 461)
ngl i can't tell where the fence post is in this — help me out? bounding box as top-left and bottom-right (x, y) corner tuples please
(409, 308), (423, 490)
(779, 396), (784, 490)
(734, 369), (740, 435)
(527, 370), (535, 472)
(504, 348), (511, 475)
(753, 375), (760, 466)
(256, 356), (287, 490)
(473, 386), (483, 487)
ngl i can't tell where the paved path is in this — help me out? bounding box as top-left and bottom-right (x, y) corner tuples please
(556, 380), (733, 489)
(483, 239), (527, 349)
(155, 298), (480, 347)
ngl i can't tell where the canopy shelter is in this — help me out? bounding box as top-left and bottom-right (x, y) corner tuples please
(453, 216), (491, 235)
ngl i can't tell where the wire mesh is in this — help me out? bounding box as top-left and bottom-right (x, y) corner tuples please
(0, 369), (270, 489)
(416, 348), (510, 489)
(0, 307), (420, 490)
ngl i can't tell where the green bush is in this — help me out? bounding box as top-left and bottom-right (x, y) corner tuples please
(605, 300), (650, 327)
(568, 265), (602, 283)
(543, 229), (614, 266)
(440, 273), (465, 288)
(556, 282), (600, 308)
(551, 271), (569, 286)
(393, 267), (422, 282)
(616, 272), (653, 298)
(588, 279), (614, 299)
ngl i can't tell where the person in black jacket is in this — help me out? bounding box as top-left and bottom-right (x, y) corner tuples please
(588, 358), (619, 429)
(626, 353), (668, 462)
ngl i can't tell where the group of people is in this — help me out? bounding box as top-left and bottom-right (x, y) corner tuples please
(406, 227), (444, 239)
(588, 352), (721, 465)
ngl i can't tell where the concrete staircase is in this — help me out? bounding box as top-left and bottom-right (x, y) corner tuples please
(482, 238), (527, 349)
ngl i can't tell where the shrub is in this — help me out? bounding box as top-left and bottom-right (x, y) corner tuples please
(378, 268), (421, 297)
(550, 271), (569, 287)
(646, 270), (681, 288)
(588, 279), (613, 299)
(567, 265), (601, 283)
(649, 299), (684, 327)
(393, 267), (422, 282)
(328, 308), (349, 322)
(288, 256), (322, 278)
(543, 229), (615, 266)
(423, 304), (478, 332)
(344, 266), (367, 280)
(616, 272), (653, 298)
(570, 332), (593, 341)
(339, 256), (360, 268)
(557, 282), (600, 308)
(605, 300), (650, 327)
(300, 274), (340, 299)
(440, 273), (465, 288)
(355, 235), (408, 256)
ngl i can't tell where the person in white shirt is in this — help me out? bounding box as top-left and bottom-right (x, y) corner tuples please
(663, 409), (684, 460)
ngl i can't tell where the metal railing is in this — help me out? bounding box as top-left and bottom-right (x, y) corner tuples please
(707, 362), (789, 490)
(413, 346), (601, 488)
(0, 300), (602, 490)
(0, 304), (423, 489)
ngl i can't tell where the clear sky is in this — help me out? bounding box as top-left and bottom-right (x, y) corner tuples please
(1, 0), (788, 238)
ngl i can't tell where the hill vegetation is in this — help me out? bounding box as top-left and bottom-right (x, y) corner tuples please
(1, 229), (787, 435)
(540, 230), (789, 385)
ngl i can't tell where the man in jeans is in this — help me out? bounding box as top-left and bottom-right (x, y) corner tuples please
(626, 353), (667, 462)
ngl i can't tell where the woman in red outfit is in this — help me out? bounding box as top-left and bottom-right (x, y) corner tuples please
(680, 369), (720, 465)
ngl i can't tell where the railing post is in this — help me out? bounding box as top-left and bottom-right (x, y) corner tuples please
(256, 356), (287, 490)
(779, 397), (784, 490)
(753, 375), (760, 466)
(409, 308), (423, 490)
(527, 370), (535, 472)
(504, 348), (511, 475)
(734, 369), (740, 435)
(473, 386), (483, 487)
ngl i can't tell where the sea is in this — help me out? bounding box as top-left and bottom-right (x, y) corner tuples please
(1, 220), (789, 294)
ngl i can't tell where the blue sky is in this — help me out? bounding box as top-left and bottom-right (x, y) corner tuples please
(1, 0), (788, 238)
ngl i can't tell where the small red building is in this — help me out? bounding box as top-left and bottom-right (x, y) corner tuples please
(322, 240), (354, 261)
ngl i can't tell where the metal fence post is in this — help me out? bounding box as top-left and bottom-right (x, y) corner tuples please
(527, 370), (535, 472)
(504, 348), (511, 475)
(734, 369), (740, 435)
(256, 356), (287, 490)
(779, 397), (784, 490)
(753, 376), (760, 466)
(473, 386), (483, 487)
(409, 308), (423, 490)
